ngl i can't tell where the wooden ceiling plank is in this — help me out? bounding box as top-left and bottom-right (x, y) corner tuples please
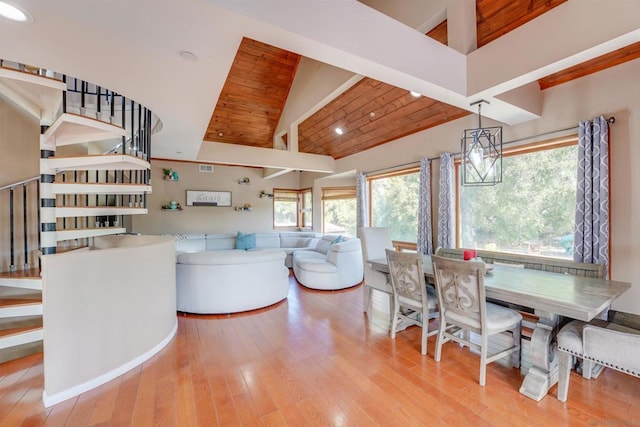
(427, 19), (448, 45)
(476, 0), (566, 47)
(298, 79), (398, 139)
(326, 109), (470, 159)
(538, 41), (640, 90)
(299, 78), (383, 128)
(340, 81), (401, 116)
(206, 36), (300, 149)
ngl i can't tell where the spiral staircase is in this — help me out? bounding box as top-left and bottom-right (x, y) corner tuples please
(0, 60), (158, 363)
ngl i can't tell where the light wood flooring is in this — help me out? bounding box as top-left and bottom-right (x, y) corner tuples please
(0, 274), (638, 426)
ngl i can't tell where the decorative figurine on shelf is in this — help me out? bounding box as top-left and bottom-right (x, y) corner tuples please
(161, 201), (183, 210)
(238, 177), (250, 184)
(259, 190), (274, 198)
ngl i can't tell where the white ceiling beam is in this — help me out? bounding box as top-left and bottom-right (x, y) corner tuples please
(206, 0), (468, 99)
(263, 168), (293, 180)
(468, 0), (640, 97)
(198, 141), (335, 173)
(447, 0), (477, 55)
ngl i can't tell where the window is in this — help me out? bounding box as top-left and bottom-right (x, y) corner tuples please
(458, 140), (578, 259)
(369, 168), (420, 246)
(302, 189), (312, 228)
(273, 188), (312, 229)
(322, 187), (357, 237)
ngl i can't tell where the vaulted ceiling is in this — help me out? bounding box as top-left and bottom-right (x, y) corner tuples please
(204, 38), (300, 148)
(203, 0), (640, 161)
(4, 1), (637, 170)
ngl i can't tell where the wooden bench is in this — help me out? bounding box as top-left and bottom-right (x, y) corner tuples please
(434, 247), (605, 278)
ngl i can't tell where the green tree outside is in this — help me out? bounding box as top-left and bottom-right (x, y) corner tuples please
(460, 145), (577, 258)
(371, 172), (420, 242)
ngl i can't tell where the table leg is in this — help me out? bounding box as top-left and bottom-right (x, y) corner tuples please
(519, 311), (559, 401)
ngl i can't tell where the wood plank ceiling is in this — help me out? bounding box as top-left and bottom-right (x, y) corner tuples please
(205, 0), (640, 160)
(204, 38), (300, 148)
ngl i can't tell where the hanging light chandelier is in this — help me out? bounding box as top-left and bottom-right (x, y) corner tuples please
(461, 100), (502, 186)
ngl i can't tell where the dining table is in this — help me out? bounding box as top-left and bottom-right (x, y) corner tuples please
(368, 254), (631, 401)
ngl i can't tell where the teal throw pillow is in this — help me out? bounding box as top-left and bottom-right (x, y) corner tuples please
(235, 231), (256, 250)
(330, 235), (343, 246)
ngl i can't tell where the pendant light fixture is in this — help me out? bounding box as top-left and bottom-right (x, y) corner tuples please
(461, 100), (502, 186)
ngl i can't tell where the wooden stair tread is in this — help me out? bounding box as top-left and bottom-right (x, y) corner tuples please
(0, 325), (42, 339)
(0, 269), (41, 279)
(0, 299), (42, 308)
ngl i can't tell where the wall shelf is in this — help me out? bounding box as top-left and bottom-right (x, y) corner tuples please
(235, 206), (251, 211)
(161, 202), (182, 211)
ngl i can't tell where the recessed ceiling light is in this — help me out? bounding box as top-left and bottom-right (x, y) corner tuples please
(335, 127), (344, 135)
(218, 132), (224, 137)
(179, 50), (198, 61)
(0, 1), (32, 23)
(410, 91), (421, 98)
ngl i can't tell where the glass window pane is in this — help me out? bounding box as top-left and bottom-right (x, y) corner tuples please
(370, 171), (420, 243)
(274, 200), (298, 227)
(303, 190), (312, 228)
(459, 144), (577, 259)
(323, 198), (357, 237)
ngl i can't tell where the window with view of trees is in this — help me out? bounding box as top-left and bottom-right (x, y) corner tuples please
(273, 188), (312, 229)
(458, 142), (578, 259)
(369, 168), (420, 245)
(322, 187), (357, 237)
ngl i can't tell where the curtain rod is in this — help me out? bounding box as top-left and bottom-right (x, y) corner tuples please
(365, 117), (615, 175)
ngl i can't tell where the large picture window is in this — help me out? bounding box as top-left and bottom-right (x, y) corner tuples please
(322, 187), (357, 236)
(369, 168), (420, 247)
(273, 188), (312, 229)
(458, 140), (578, 259)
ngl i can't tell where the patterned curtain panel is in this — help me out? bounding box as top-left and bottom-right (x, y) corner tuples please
(417, 157), (434, 254)
(438, 152), (455, 249)
(574, 116), (609, 276)
(356, 171), (368, 234)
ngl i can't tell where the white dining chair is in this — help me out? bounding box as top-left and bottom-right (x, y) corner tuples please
(431, 255), (522, 386)
(386, 249), (438, 355)
(359, 227), (394, 319)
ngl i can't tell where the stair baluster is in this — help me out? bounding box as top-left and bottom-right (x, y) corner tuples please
(9, 187), (15, 271)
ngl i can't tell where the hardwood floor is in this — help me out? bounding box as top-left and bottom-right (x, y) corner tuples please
(0, 274), (638, 426)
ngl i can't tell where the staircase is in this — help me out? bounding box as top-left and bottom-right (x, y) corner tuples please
(0, 60), (158, 363)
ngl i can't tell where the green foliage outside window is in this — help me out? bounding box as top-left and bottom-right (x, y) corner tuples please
(460, 144), (577, 258)
(323, 198), (357, 237)
(370, 171), (420, 243)
(274, 200), (297, 227)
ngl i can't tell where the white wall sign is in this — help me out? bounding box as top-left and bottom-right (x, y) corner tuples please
(186, 190), (231, 207)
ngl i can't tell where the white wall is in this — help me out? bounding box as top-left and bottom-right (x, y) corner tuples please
(131, 160), (301, 234)
(276, 57), (355, 138)
(42, 235), (176, 406)
(0, 96), (39, 186)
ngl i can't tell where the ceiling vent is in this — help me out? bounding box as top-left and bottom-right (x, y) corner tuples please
(199, 164), (214, 173)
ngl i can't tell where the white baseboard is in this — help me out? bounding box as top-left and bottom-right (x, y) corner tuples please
(42, 319), (177, 408)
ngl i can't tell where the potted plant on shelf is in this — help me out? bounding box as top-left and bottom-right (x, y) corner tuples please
(162, 168), (179, 181)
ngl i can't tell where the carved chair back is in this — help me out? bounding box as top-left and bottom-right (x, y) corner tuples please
(431, 255), (487, 333)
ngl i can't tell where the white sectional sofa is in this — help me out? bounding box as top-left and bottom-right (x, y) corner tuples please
(174, 231), (364, 313)
(292, 237), (364, 290)
(176, 249), (289, 314)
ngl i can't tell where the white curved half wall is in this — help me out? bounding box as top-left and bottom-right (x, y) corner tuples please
(41, 235), (176, 407)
